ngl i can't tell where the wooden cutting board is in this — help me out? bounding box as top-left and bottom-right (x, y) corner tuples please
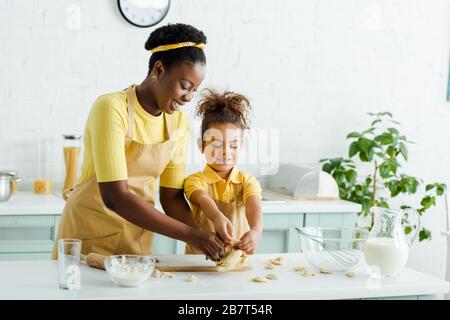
(82, 253), (252, 272)
(155, 254), (252, 272)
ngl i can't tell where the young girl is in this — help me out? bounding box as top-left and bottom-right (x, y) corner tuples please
(184, 89), (263, 255)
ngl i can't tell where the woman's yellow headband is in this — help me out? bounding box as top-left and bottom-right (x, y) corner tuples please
(150, 42), (206, 54)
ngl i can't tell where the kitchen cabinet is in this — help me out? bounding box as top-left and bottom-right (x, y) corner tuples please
(0, 193), (63, 261)
(0, 217), (61, 260)
(0, 192), (361, 260)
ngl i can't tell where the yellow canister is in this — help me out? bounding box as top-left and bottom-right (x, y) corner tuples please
(34, 179), (53, 194)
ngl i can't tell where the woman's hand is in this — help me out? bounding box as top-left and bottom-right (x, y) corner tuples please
(187, 229), (225, 261)
(213, 215), (235, 247)
(234, 229), (261, 255)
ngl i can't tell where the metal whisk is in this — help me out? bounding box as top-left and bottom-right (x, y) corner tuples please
(293, 226), (361, 267)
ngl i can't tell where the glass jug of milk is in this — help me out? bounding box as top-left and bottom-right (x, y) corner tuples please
(364, 207), (421, 279)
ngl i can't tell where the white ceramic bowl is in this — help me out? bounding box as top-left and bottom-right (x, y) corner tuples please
(104, 255), (156, 287)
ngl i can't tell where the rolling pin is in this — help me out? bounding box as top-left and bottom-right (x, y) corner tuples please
(81, 253), (108, 270)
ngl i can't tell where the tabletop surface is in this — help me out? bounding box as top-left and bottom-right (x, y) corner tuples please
(0, 253), (447, 300)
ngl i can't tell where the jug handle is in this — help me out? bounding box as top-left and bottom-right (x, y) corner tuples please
(401, 208), (422, 247)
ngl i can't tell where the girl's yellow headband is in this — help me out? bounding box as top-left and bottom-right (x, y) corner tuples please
(150, 42), (206, 54)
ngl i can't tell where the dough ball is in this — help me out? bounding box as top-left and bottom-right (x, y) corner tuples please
(319, 268), (333, 274)
(345, 272), (356, 278)
(161, 272), (175, 279)
(302, 270), (316, 277)
(265, 274), (278, 280)
(269, 259), (282, 266)
(293, 266), (306, 272)
(265, 263), (277, 270)
(185, 275), (198, 283)
(252, 276), (268, 283)
(274, 257), (284, 264)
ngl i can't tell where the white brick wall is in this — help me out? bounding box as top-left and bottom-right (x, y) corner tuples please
(1, 0), (450, 278)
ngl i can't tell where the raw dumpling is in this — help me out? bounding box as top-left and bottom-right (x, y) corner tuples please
(266, 263), (277, 270)
(293, 266), (306, 272)
(265, 274), (278, 280)
(345, 272), (356, 278)
(185, 275), (198, 283)
(161, 272), (176, 279)
(319, 268), (333, 274)
(252, 277), (267, 283)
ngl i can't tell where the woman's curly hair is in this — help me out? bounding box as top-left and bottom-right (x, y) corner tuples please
(196, 88), (251, 138)
(145, 23), (207, 74)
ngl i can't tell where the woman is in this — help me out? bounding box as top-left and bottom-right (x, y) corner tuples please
(52, 23), (224, 261)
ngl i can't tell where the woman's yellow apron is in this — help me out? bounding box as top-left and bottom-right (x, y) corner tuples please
(52, 85), (176, 259)
(185, 184), (250, 254)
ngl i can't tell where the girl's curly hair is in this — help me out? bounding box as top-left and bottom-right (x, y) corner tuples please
(196, 89), (251, 138)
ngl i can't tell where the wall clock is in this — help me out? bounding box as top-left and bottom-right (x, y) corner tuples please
(118, 0), (170, 28)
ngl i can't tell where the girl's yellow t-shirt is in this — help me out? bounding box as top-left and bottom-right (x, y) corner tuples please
(184, 165), (262, 204)
(79, 85), (189, 188)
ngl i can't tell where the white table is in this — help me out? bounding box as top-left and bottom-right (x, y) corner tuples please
(0, 253), (447, 300)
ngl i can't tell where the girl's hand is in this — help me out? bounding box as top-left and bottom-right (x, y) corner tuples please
(213, 216), (235, 246)
(235, 229), (261, 254)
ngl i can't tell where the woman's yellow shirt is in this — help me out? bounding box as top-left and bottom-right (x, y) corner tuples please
(79, 86), (189, 188)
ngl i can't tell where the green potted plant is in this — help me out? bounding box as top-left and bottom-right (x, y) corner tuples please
(320, 112), (446, 241)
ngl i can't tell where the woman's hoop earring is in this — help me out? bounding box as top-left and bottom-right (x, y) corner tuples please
(151, 74), (157, 81)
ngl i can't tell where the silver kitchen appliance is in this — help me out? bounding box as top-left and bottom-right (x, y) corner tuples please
(0, 171), (21, 202)
(260, 163), (340, 201)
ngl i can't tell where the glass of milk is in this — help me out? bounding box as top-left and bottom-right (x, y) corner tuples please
(364, 207), (421, 280)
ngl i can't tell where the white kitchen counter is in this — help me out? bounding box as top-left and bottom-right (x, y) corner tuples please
(0, 192), (65, 215)
(265, 199), (361, 213)
(0, 192), (361, 216)
(0, 253), (447, 300)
